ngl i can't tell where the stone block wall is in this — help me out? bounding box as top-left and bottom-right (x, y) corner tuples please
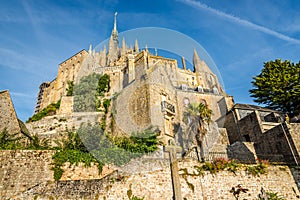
(256, 123), (300, 164)
(0, 90), (21, 134)
(57, 96), (74, 115)
(0, 150), (54, 198)
(227, 141), (257, 163)
(25, 112), (103, 145)
(238, 111), (262, 142)
(2, 150), (300, 199)
(0, 150), (117, 199)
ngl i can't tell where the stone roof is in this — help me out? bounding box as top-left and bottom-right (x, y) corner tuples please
(233, 103), (282, 113)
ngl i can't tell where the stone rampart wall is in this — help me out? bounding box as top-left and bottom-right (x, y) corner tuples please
(1, 150), (300, 200)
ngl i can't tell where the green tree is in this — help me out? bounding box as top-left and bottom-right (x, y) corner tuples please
(249, 59), (300, 116)
(183, 103), (212, 160)
(97, 74), (110, 96)
(73, 73), (110, 112)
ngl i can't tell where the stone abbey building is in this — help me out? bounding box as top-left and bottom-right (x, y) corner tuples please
(33, 13), (234, 148)
(31, 13), (300, 164)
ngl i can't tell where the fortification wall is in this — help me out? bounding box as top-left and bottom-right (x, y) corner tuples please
(0, 90), (21, 134)
(25, 112), (102, 145)
(0, 150), (115, 199)
(1, 150), (300, 199)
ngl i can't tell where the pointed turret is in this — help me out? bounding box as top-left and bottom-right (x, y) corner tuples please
(181, 57), (186, 70)
(134, 39), (139, 53)
(145, 44), (148, 52)
(121, 37), (127, 56)
(193, 49), (213, 74)
(193, 49), (222, 94)
(88, 44), (93, 55)
(99, 45), (107, 66)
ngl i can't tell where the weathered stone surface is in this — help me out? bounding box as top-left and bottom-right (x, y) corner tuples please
(25, 112), (103, 145)
(0, 90), (21, 134)
(1, 150), (300, 199)
(0, 151), (299, 200)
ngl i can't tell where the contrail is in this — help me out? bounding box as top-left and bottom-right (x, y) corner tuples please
(179, 0), (300, 45)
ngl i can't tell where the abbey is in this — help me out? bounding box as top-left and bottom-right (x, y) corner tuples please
(33, 13), (234, 150)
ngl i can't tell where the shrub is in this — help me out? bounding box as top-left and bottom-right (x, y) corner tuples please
(27, 100), (61, 122)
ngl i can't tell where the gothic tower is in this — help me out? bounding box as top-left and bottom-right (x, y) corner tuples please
(107, 12), (119, 64)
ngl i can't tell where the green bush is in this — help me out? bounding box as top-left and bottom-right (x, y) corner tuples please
(0, 129), (24, 149)
(112, 127), (159, 154)
(246, 163), (268, 176)
(27, 100), (61, 122)
(103, 99), (111, 114)
(52, 129), (104, 181)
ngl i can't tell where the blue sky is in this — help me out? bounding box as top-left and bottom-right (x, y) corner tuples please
(1, 0), (300, 121)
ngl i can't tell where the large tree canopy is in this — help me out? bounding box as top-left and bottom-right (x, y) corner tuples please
(249, 59), (300, 116)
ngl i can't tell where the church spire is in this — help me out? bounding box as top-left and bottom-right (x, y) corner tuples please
(113, 12), (117, 34)
(108, 12), (120, 64)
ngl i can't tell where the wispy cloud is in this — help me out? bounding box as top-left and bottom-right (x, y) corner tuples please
(10, 91), (35, 99)
(0, 47), (54, 77)
(178, 0), (300, 45)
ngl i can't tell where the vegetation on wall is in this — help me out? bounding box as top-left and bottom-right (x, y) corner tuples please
(52, 129), (104, 181)
(73, 73), (110, 112)
(257, 188), (285, 200)
(27, 100), (61, 123)
(250, 59), (300, 117)
(66, 80), (74, 96)
(51, 124), (159, 180)
(97, 74), (110, 96)
(111, 127), (160, 154)
(180, 158), (269, 183)
(0, 129), (24, 149)
(0, 129), (50, 150)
